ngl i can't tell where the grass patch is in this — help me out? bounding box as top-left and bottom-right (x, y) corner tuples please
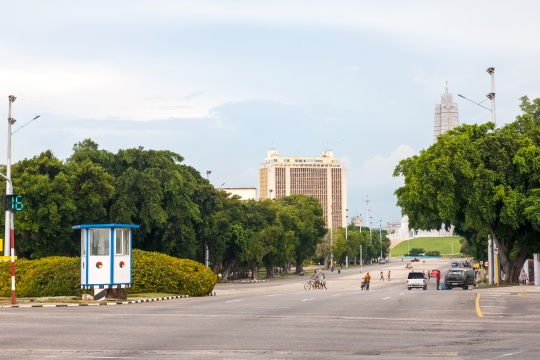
(390, 237), (463, 257)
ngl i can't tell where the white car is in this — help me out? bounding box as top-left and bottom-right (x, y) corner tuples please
(407, 272), (427, 290)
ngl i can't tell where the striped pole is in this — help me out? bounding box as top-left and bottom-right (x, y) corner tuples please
(10, 213), (15, 304)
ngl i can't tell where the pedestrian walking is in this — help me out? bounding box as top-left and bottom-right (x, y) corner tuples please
(387, 271), (391, 281)
(436, 270), (441, 290)
(380, 271), (384, 281)
(365, 272), (371, 290)
(428, 271), (431, 281)
(519, 270), (528, 286)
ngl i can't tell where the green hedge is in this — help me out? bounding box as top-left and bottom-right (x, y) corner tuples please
(0, 250), (216, 297)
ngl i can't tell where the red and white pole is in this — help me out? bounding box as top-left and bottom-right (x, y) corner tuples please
(10, 213), (15, 304)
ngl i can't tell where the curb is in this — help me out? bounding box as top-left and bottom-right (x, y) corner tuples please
(238, 280), (266, 283)
(0, 295), (190, 308)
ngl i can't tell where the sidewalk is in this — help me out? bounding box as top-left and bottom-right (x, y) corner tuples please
(476, 283), (540, 295)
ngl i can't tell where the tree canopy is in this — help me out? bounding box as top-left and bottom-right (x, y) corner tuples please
(1, 140), (329, 281)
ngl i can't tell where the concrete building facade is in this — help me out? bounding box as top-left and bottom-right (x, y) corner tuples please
(259, 149), (347, 228)
(351, 215), (364, 227)
(433, 85), (459, 143)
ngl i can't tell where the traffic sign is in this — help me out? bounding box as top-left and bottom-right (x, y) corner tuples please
(484, 261), (490, 267)
(494, 247), (499, 255)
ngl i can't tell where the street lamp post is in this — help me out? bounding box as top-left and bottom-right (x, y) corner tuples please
(269, 189), (273, 200)
(380, 220), (383, 261)
(330, 205), (333, 269)
(458, 67), (497, 283)
(204, 170), (211, 267)
(4, 95), (16, 256)
(206, 170), (211, 181)
(345, 209), (348, 268)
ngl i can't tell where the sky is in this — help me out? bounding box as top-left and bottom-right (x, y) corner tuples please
(1, 1), (540, 224)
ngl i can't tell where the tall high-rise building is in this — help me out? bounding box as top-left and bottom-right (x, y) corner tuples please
(433, 85), (459, 143)
(259, 149), (347, 228)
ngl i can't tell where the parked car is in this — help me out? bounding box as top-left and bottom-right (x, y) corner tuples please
(411, 258), (420, 262)
(472, 263), (481, 269)
(379, 259), (386, 264)
(444, 269), (476, 290)
(451, 262), (459, 268)
(463, 261), (470, 268)
(407, 271), (427, 290)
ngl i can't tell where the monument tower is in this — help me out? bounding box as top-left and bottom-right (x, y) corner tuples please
(433, 82), (459, 143)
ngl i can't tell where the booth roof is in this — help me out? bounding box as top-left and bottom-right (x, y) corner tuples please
(72, 224), (140, 230)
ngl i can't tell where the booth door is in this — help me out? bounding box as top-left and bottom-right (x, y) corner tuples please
(88, 228), (113, 285)
(113, 228), (131, 284)
(81, 229), (87, 285)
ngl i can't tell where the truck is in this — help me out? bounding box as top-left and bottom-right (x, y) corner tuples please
(407, 271), (427, 290)
(444, 269), (476, 290)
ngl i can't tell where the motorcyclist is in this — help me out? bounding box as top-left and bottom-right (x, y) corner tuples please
(364, 272), (371, 290)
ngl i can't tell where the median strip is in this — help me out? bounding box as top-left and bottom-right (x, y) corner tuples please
(475, 293), (483, 317)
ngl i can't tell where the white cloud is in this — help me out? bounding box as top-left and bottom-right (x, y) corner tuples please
(351, 144), (415, 190)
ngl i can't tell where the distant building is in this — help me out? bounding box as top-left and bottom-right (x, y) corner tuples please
(433, 84), (459, 143)
(220, 188), (257, 201)
(259, 149), (347, 228)
(351, 216), (363, 227)
(383, 221), (401, 234)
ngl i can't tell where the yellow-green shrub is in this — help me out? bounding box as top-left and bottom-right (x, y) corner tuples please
(0, 250), (216, 297)
(128, 249), (217, 296)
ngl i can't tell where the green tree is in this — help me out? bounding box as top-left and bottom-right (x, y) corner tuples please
(394, 96), (540, 283)
(277, 195), (327, 273)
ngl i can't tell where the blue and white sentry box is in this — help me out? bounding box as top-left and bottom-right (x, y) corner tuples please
(72, 224), (139, 290)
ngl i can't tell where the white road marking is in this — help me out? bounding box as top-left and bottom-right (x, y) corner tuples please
(494, 349), (528, 358)
(225, 299), (244, 303)
(301, 298), (314, 301)
(382, 297), (391, 300)
(267, 294), (281, 297)
(399, 293), (404, 295)
(332, 294), (342, 297)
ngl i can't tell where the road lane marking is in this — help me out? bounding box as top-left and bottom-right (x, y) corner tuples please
(482, 306), (508, 308)
(332, 294), (342, 297)
(399, 293), (404, 295)
(301, 298), (314, 301)
(225, 299), (244, 303)
(475, 293), (483, 317)
(382, 297), (391, 300)
(493, 349), (528, 358)
(267, 294), (281, 297)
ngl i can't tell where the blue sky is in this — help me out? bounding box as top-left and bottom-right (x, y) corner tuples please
(1, 1), (539, 224)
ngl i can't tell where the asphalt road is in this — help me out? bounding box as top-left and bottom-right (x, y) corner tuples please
(1, 259), (540, 360)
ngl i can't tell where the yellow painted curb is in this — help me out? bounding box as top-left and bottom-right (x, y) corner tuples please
(475, 293), (483, 317)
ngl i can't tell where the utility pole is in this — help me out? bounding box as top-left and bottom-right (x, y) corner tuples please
(360, 244), (363, 270)
(365, 196), (370, 243)
(488, 236), (493, 285)
(379, 220), (383, 261)
(5, 95), (16, 256)
(345, 209), (348, 268)
(330, 205), (333, 269)
(486, 67), (496, 126)
(204, 170), (211, 268)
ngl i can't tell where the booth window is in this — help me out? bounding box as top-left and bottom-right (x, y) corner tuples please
(90, 229), (110, 256)
(115, 229), (130, 255)
(81, 229), (86, 256)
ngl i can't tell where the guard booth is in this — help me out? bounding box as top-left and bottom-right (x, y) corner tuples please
(72, 224), (139, 300)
